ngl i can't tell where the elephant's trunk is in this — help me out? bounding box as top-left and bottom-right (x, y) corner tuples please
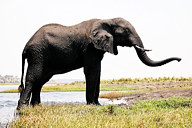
(133, 38), (181, 67)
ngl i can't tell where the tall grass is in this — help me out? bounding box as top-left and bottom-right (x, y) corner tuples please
(100, 77), (192, 84)
(10, 96), (192, 128)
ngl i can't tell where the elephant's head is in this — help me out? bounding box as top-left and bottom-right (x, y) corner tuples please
(90, 17), (181, 67)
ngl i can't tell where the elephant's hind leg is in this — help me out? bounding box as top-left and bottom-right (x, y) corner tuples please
(17, 64), (46, 110)
(17, 81), (33, 110)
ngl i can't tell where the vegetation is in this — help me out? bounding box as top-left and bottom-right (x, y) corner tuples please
(10, 96), (192, 128)
(100, 76), (192, 84)
(1, 77), (192, 93)
(6, 77), (192, 127)
(1, 84), (136, 93)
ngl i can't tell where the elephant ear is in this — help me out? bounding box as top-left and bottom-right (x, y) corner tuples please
(90, 20), (118, 55)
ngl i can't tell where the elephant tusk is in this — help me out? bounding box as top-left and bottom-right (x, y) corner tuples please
(135, 45), (152, 52)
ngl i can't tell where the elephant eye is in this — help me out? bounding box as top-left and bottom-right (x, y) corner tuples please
(115, 27), (124, 34)
(115, 27), (130, 35)
(124, 28), (130, 34)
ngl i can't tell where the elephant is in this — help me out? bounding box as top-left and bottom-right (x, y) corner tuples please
(17, 17), (181, 110)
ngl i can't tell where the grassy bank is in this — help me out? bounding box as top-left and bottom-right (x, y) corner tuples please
(10, 96), (192, 127)
(1, 84), (136, 93)
(1, 77), (192, 93)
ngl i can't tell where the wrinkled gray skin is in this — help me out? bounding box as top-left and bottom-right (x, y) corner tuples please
(17, 18), (181, 110)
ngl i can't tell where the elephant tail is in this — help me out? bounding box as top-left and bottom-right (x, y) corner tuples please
(18, 52), (26, 95)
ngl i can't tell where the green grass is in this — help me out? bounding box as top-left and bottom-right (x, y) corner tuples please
(130, 96), (192, 111)
(10, 96), (192, 128)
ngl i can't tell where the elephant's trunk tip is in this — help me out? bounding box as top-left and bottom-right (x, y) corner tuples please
(176, 58), (182, 62)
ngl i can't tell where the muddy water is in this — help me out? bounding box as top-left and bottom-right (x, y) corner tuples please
(0, 85), (128, 126)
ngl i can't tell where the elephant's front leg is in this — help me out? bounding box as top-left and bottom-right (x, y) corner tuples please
(84, 62), (101, 105)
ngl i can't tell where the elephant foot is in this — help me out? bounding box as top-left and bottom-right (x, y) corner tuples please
(94, 102), (101, 106)
(17, 100), (29, 110)
(17, 103), (27, 110)
(87, 101), (101, 106)
(30, 101), (41, 107)
(14, 109), (21, 117)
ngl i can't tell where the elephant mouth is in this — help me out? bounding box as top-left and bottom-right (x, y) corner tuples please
(134, 45), (152, 52)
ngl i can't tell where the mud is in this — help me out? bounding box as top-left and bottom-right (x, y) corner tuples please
(120, 81), (192, 105)
(123, 88), (192, 105)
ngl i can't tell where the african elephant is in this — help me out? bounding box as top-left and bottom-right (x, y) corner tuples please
(17, 17), (181, 110)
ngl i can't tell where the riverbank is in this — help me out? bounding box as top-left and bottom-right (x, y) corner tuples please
(10, 96), (192, 127)
(1, 77), (192, 93)
(6, 77), (192, 127)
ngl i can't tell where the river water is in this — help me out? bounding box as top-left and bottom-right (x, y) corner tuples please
(0, 85), (128, 126)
